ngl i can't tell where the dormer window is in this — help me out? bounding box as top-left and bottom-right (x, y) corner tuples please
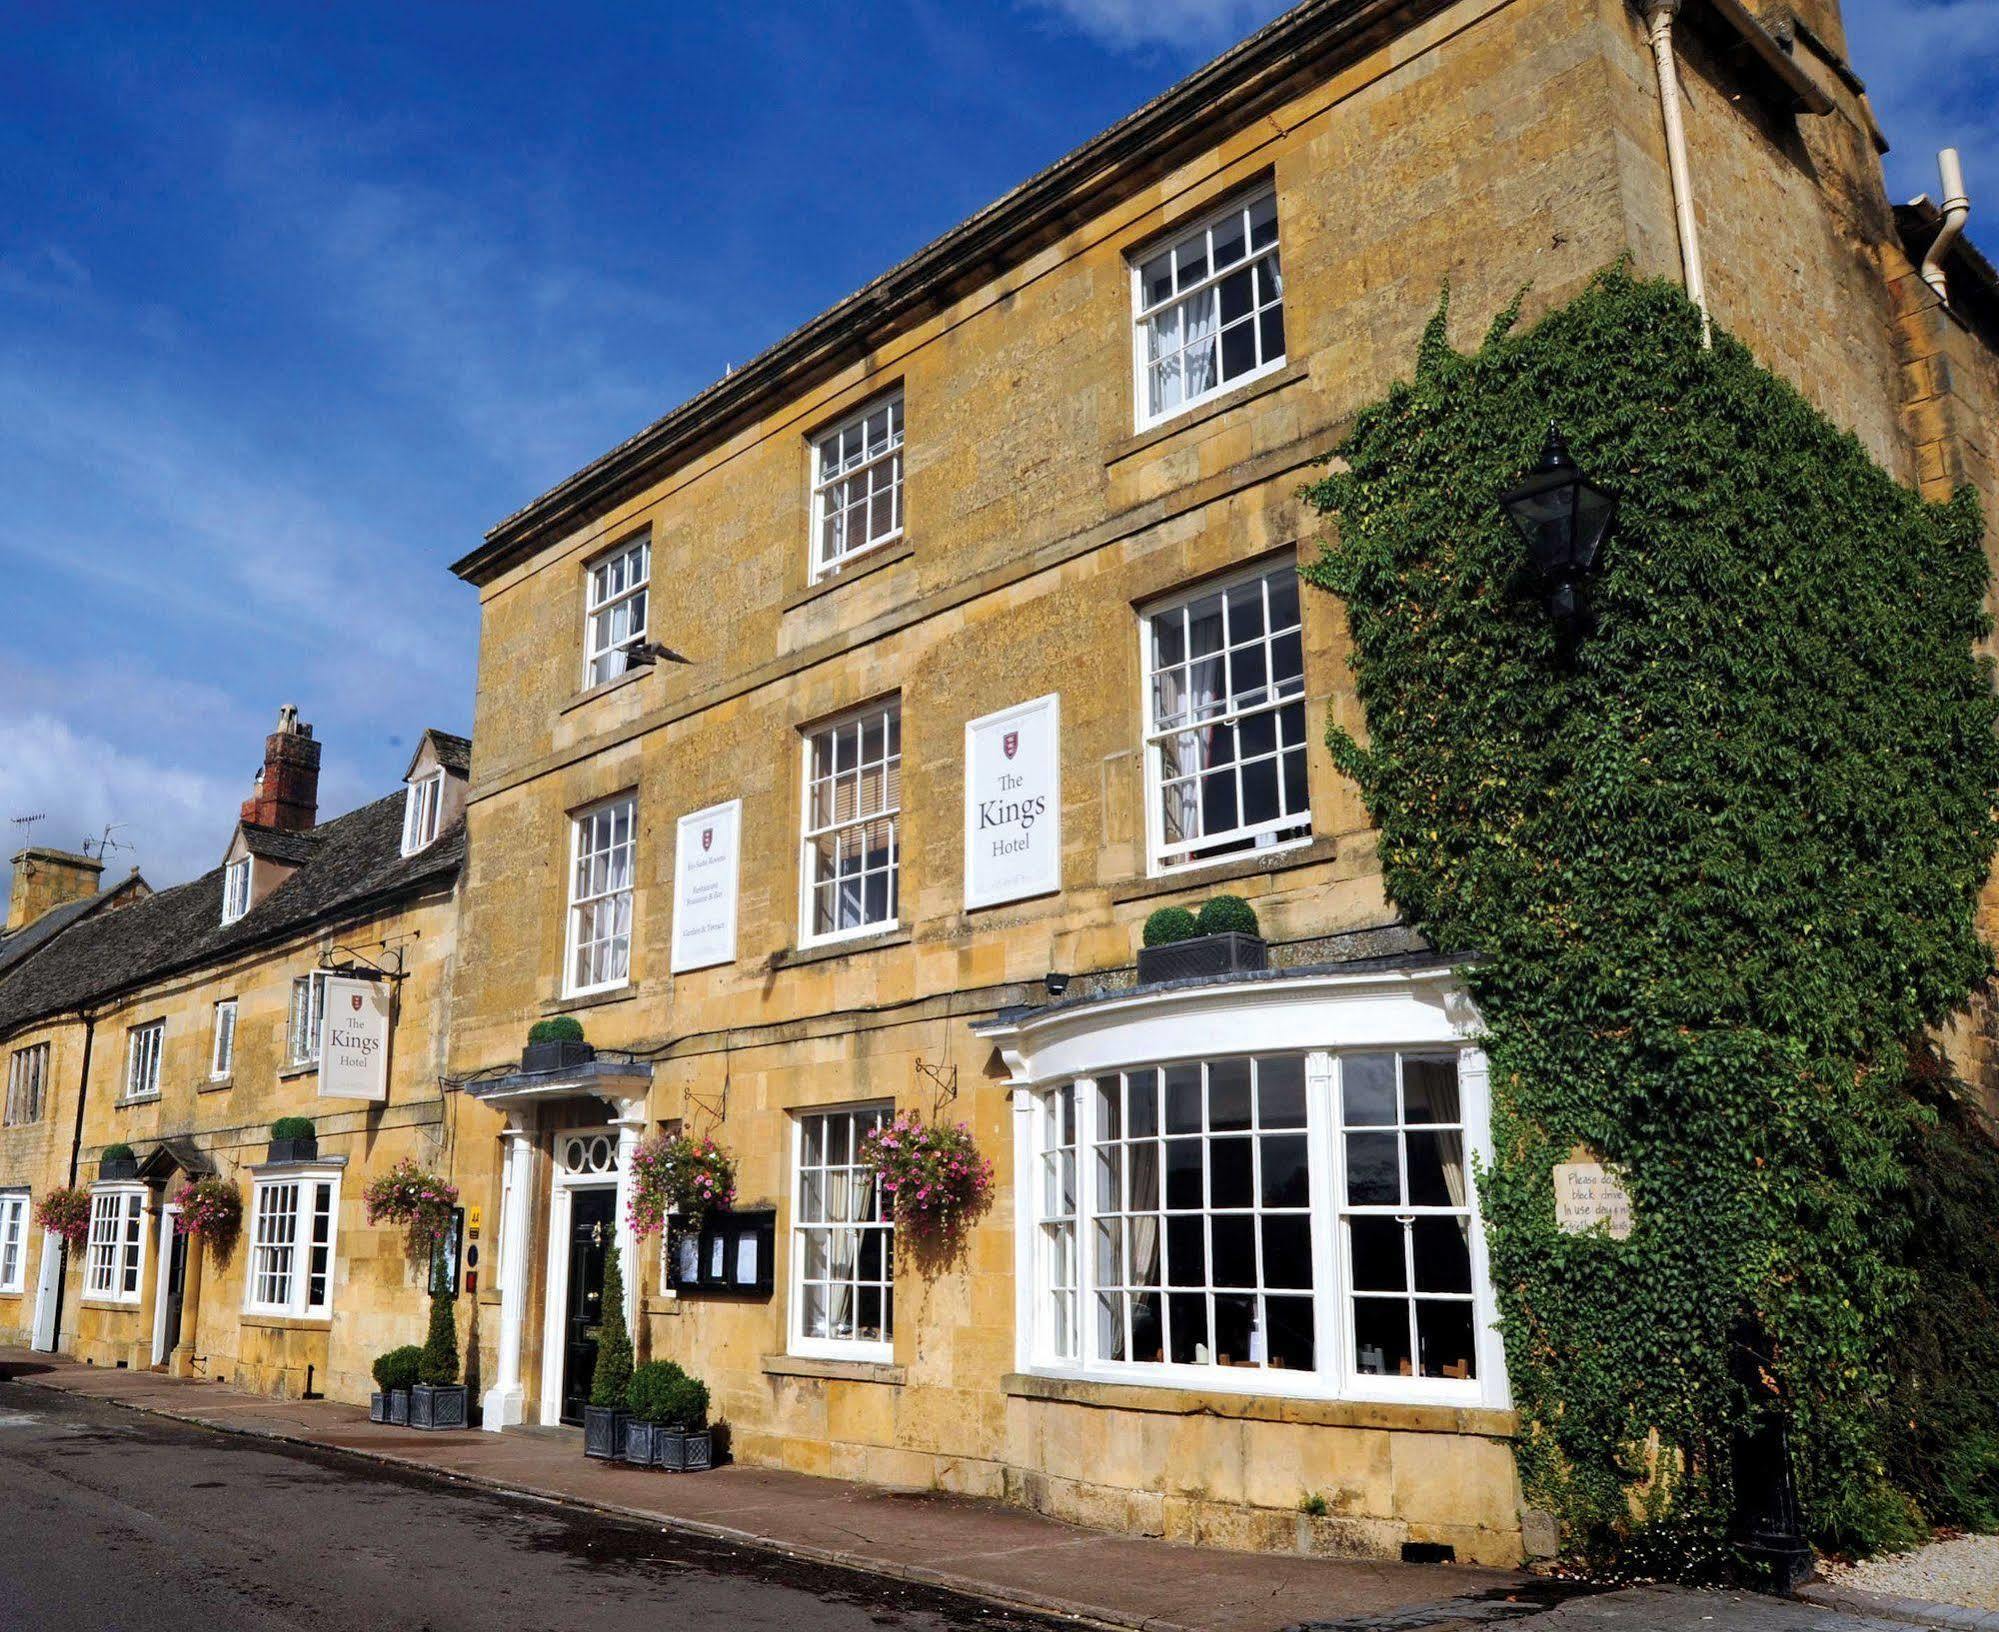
(402, 770), (444, 855)
(222, 856), (252, 925)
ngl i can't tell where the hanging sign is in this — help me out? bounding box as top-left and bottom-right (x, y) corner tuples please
(964, 693), (1061, 910)
(671, 799), (742, 972)
(319, 974), (390, 1102)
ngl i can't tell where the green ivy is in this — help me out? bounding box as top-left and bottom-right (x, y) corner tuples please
(1301, 268), (1999, 1572)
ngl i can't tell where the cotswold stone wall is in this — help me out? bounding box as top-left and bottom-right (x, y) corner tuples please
(440, 0), (1993, 1565)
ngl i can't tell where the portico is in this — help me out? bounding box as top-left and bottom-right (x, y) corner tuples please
(469, 1055), (652, 1431)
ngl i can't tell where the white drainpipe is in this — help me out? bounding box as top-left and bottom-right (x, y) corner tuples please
(1644, 0), (1712, 346)
(1920, 148), (1970, 305)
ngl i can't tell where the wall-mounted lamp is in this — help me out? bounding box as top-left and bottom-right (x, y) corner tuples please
(1498, 423), (1617, 633)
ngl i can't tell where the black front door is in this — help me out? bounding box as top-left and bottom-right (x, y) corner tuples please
(159, 1228), (188, 1361)
(560, 1189), (616, 1425)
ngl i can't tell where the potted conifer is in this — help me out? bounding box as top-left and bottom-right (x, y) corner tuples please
(408, 1291), (469, 1429)
(371, 1345), (422, 1425)
(582, 1240), (633, 1459)
(653, 1366), (713, 1472)
(267, 1116), (318, 1164)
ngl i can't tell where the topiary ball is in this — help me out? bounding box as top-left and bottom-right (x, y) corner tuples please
(1143, 906), (1199, 947)
(528, 1015), (586, 1045)
(1195, 895), (1260, 938)
(101, 1143), (135, 1163)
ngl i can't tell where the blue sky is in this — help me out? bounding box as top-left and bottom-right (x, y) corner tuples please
(2, 0), (1993, 891)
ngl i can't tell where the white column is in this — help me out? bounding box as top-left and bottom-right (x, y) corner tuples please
(482, 1127), (535, 1432)
(609, 1098), (647, 1332)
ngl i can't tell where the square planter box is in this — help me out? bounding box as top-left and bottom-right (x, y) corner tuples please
(656, 1428), (713, 1472)
(623, 1419), (666, 1467)
(369, 1392), (388, 1424)
(583, 1404), (629, 1461)
(266, 1135), (318, 1165)
(387, 1389), (411, 1426)
(1135, 933), (1269, 987)
(409, 1384), (468, 1430)
(521, 1039), (595, 1074)
(98, 1154), (139, 1181)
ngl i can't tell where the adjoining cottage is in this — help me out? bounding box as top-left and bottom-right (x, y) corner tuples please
(0, 710), (469, 1400)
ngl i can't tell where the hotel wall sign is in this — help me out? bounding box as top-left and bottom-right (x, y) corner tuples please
(671, 798), (742, 972)
(964, 693), (1061, 910)
(320, 973), (390, 1102)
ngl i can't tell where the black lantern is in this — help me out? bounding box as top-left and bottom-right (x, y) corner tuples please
(1498, 423), (1617, 630)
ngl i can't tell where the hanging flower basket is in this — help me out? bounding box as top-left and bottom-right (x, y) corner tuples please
(364, 1158), (460, 1252)
(859, 1114), (995, 1242)
(626, 1133), (736, 1237)
(36, 1186), (91, 1246)
(171, 1178), (243, 1250)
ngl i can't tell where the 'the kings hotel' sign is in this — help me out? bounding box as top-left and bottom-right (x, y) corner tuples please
(964, 693), (1060, 910)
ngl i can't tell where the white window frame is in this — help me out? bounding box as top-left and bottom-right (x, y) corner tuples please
(582, 532), (652, 690)
(797, 701), (902, 949)
(124, 1021), (164, 1103)
(221, 856), (252, 925)
(810, 392), (905, 580)
(1130, 187), (1285, 432)
(564, 795), (637, 997)
(244, 1168), (342, 1319)
(6, 1043), (49, 1126)
(401, 770), (444, 855)
(788, 1103), (895, 1362)
(210, 999), (238, 1080)
(288, 973), (328, 1068)
(85, 1185), (148, 1305)
(0, 1191), (28, 1294)
(997, 972), (1507, 1409)
(1141, 560), (1311, 874)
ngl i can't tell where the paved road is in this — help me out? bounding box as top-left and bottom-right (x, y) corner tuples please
(0, 1380), (1069, 1632)
(0, 1380), (1955, 1632)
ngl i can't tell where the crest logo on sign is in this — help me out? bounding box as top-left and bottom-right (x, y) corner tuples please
(702, 828), (713, 852)
(1002, 731), (1019, 760)
(350, 993), (364, 1012)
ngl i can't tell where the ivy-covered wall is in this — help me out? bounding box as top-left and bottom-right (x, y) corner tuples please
(1302, 268), (1999, 1572)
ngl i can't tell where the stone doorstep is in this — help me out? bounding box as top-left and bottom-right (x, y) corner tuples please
(1797, 1581), (1999, 1632)
(0, 1352), (1524, 1632)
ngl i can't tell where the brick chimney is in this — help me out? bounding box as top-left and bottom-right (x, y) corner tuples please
(240, 704), (322, 833)
(6, 846), (105, 933)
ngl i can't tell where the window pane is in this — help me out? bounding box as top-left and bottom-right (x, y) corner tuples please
(1258, 1057), (1306, 1128)
(1266, 1295), (1315, 1371)
(1354, 1297), (1412, 1377)
(1349, 1217), (1407, 1292)
(1210, 1215), (1255, 1287)
(1210, 1137), (1253, 1209)
(1261, 1215), (1313, 1289)
(1346, 1133), (1402, 1206)
(1168, 1292), (1208, 1365)
(1165, 1140), (1203, 1209)
(1418, 1300), (1477, 1380)
(1412, 1216), (1473, 1294)
(1343, 1055), (1397, 1125)
(1259, 1135), (1310, 1207)
(1164, 1065), (1202, 1134)
(1406, 1131), (1467, 1208)
(1208, 1059), (1252, 1131)
(1403, 1057), (1461, 1124)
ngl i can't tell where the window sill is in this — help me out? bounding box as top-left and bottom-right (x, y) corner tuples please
(762, 1353), (906, 1386)
(541, 985), (639, 1017)
(1107, 360), (1309, 467)
(116, 1095), (161, 1109)
(1108, 836), (1338, 906)
(771, 928), (911, 970)
(783, 538), (914, 612)
(240, 1313), (334, 1333)
(200, 1077), (233, 1095)
(559, 663), (652, 717)
(81, 1297), (143, 1312)
(277, 1062), (318, 1082)
(1001, 1373), (1515, 1437)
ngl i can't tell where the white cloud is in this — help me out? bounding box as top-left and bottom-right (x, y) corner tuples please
(1021, 0), (1286, 51)
(0, 712), (240, 895)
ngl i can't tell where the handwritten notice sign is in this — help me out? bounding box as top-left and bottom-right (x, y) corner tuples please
(319, 974), (390, 1102)
(1553, 1160), (1635, 1240)
(671, 799), (742, 973)
(964, 694), (1061, 909)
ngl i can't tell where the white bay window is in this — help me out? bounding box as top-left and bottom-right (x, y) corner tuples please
(993, 972), (1505, 1406)
(85, 1186), (147, 1304)
(245, 1170), (340, 1319)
